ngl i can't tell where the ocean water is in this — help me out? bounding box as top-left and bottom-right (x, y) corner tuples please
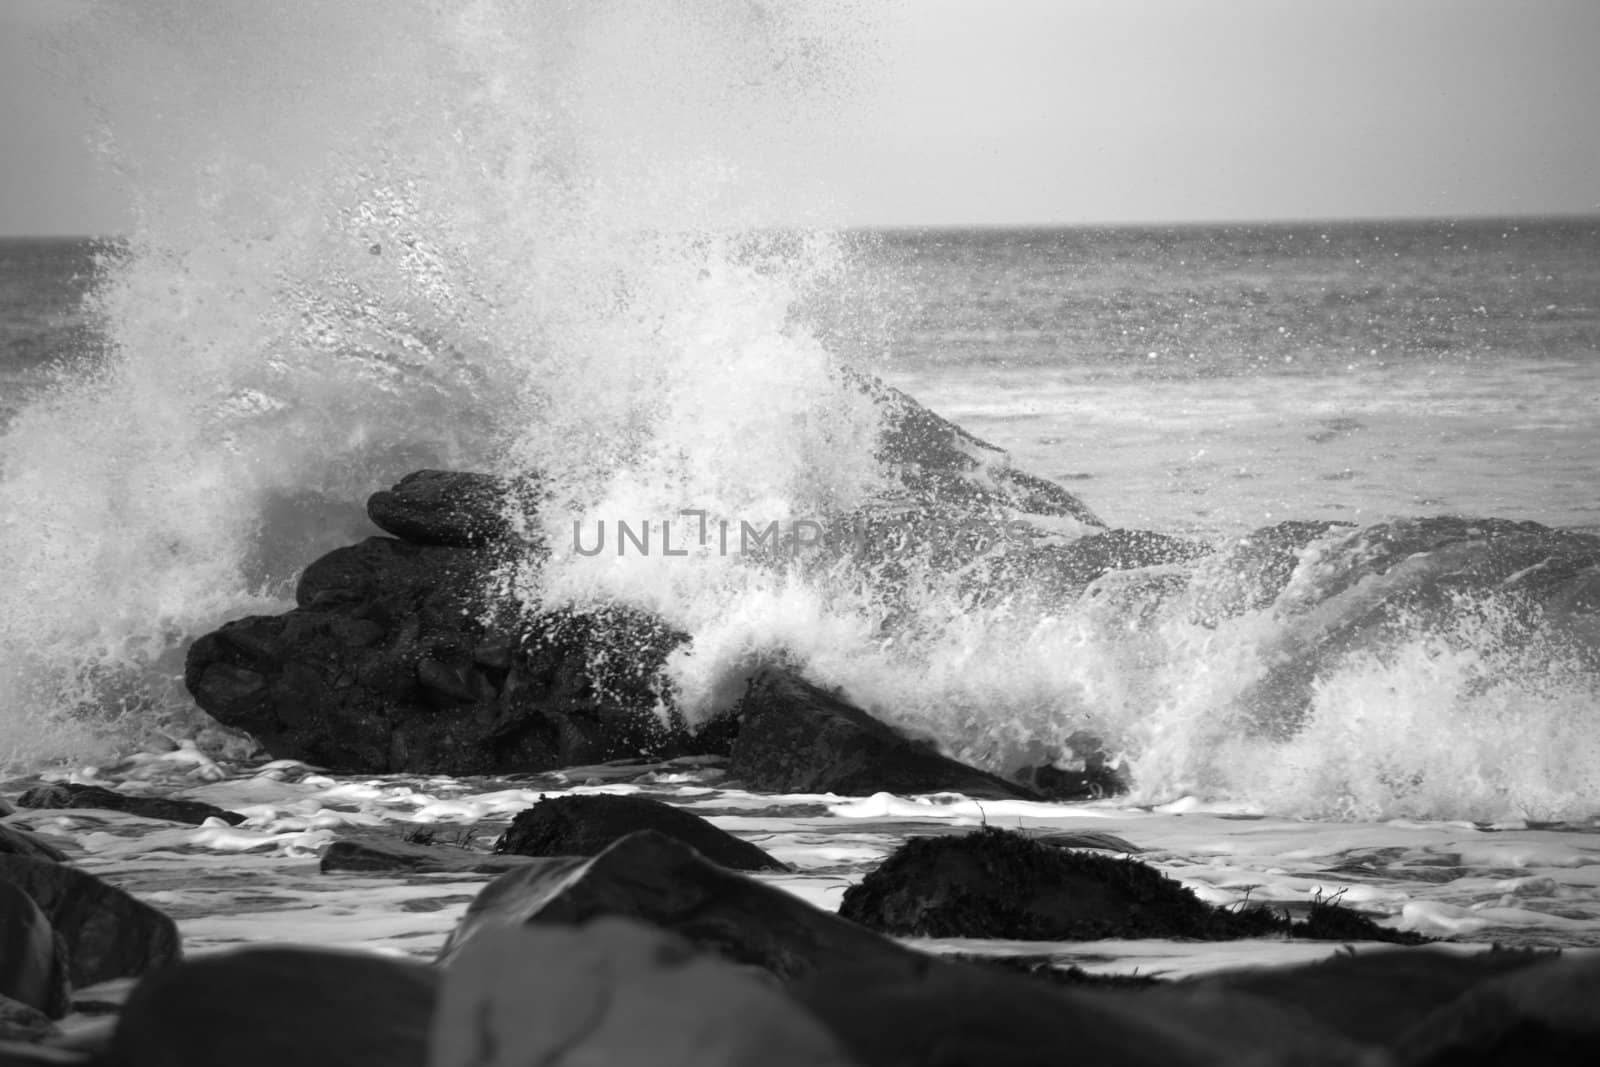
(1, 0), (1598, 840)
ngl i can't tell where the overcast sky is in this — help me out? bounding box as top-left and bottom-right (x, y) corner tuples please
(3, 0), (1598, 235)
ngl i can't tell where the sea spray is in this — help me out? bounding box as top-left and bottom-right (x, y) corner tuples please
(0, 0), (892, 763)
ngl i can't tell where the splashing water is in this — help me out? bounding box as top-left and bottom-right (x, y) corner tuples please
(3, 2), (1596, 824)
(0, 0), (889, 762)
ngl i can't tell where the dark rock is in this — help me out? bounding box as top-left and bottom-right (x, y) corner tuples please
(0, 826), (67, 864)
(318, 836), (536, 876)
(186, 533), (709, 773)
(0, 994), (58, 1044)
(433, 917), (855, 1067)
(839, 827), (1256, 941)
(494, 794), (787, 872)
(840, 827), (1425, 945)
(1392, 951), (1600, 1066)
(439, 830), (925, 984)
(727, 669), (1038, 800)
(365, 469), (541, 548)
(0, 882), (69, 1018)
(108, 945), (435, 1067)
(794, 953), (1373, 1067)
(0, 857), (180, 989)
(1191, 946), (1562, 1049)
(14, 785), (245, 828)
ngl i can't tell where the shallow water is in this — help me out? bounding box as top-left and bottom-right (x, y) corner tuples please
(7, 752), (1599, 981)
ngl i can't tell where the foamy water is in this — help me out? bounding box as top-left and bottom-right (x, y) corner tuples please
(0, 1), (1597, 832)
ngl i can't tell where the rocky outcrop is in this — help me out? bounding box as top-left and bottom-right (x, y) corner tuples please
(439, 830), (926, 983)
(727, 669), (1039, 800)
(838, 828), (1424, 944)
(494, 795), (787, 872)
(185, 517), (703, 774)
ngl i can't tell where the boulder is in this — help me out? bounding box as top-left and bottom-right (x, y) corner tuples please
(793, 953), (1373, 1067)
(838, 827), (1423, 944)
(14, 785), (244, 828)
(431, 918), (855, 1067)
(0, 994), (58, 1045)
(1189, 946), (1563, 1049)
(365, 469), (540, 548)
(438, 830), (925, 984)
(0, 827), (67, 865)
(185, 528), (705, 773)
(727, 669), (1038, 799)
(0, 857), (180, 989)
(108, 946), (435, 1067)
(494, 794), (786, 872)
(0, 882), (69, 1019)
(1392, 951), (1600, 1066)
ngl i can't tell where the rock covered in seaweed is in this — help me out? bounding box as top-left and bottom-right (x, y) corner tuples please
(838, 827), (1424, 945)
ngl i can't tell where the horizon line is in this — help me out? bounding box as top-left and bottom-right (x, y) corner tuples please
(4, 208), (1598, 242)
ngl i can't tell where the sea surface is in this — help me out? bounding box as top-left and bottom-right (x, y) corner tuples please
(1, 1), (1598, 980)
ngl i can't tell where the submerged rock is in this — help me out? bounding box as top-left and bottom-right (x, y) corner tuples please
(494, 794), (787, 872)
(15, 785), (244, 828)
(727, 669), (1038, 800)
(109, 945), (435, 1067)
(439, 830), (924, 984)
(432, 918), (855, 1067)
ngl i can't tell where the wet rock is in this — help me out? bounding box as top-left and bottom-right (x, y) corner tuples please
(0, 857), (180, 989)
(1393, 951), (1600, 1066)
(319, 836), (536, 876)
(794, 953), (1373, 1067)
(0, 827), (67, 865)
(1191, 945), (1562, 1049)
(15, 785), (245, 828)
(838, 827), (1263, 941)
(432, 917), (855, 1067)
(494, 794), (787, 872)
(439, 830), (925, 984)
(365, 469), (540, 548)
(0, 994), (58, 1044)
(840, 827), (1425, 947)
(186, 531), (707, 774)
(108, 945), (435, 1067)
(1185, 519), (1354, 625)
(0, 882), (69, 1019)
(727, 669), (1038, 800)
